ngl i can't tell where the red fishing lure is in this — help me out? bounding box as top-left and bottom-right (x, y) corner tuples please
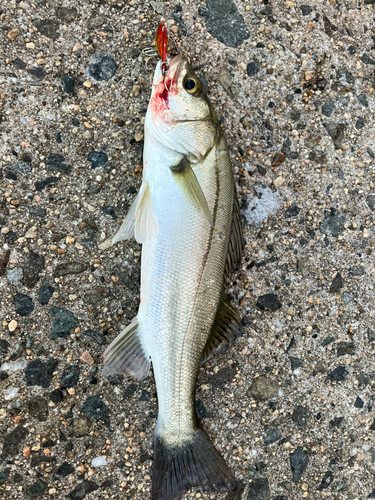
(155, 22), (168, 73)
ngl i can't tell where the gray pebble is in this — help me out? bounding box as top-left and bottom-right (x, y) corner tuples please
(289, 447), (308, 483)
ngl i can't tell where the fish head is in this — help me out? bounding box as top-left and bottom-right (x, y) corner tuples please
(147, 54), (219, 160)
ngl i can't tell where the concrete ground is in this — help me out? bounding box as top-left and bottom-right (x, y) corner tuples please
(1, 1), (375, 499)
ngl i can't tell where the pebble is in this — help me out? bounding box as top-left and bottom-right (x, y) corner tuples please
(54, 462), (74, 479)
(25, 358), (58, 388)
(26, 479), (47, 499)
(289, 447), (308, 483)
(245, 477), (270, 500)
(319, 208), (345, 237)
(46, 153), (72, 174)
(54, 261), (88, 277)
(87, 151), (108, 169)
(328, 366), (349, 382)
(323, 122), (346, 150)
(205, 0), (250, 48)
(284, 205), (300, 218)
(60, 365), (80, 388)
(27, 396), (49, 422)
(247, 376), (279, 401)
(292, 405), (309, 427)
(67, 480), (99, 500)
(264, 429), (282, 446)
(22, 252), (45, 288)
(80, 350), (94, 365)
(14, 293), (34, 317)
(8, 319), (18, 332)
(0, 426), (28, 459)
(34, 19), (60, 41)
(50, 306), (79, 339)
(61, 75), (75, 94)
(257, 293), (281, 312)
(7, 28), (20, 41)
(38, 282), (55, 305)
(329, 272), (343, 293)
(321, 99), (335, 117)
(243, 184), (280, 228)
(73, 417), (90, 437)
(91, 456), (107, 467)
(247, 61), (261, 77)
(83, 330), (106, 345)
(195, 399), (212, 419)
(208, 365), (236, 388)
(366, 194), (375, 211)
(88, 55), (118, 82)
(82, 395), (110, 421)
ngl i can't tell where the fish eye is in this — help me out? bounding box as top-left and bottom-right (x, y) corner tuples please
(183, 76), (202, 95)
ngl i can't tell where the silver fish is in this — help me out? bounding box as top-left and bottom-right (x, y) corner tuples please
(102, 49), (244, 500)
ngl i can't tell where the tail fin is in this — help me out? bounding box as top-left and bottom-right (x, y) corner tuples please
(152, 429), (237, 500)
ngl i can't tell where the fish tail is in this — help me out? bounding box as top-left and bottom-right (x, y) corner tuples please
(152, 429), (237, 500)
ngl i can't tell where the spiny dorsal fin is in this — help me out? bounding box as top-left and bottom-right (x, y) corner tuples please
(225, 194), (244, 277)
(203, 294), (241, 359)
(170, 157), (213, 226)
(102, 318), (150, 380)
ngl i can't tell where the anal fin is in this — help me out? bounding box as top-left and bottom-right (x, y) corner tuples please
(203, 294), (241, 359)
(170, 157), (213, 226)
(102, 318), (150, 380)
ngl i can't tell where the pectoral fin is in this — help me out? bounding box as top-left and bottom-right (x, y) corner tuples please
(102, 318), (150, 380)
(99, 181), (157, 249)
(170, 157), (213, 226)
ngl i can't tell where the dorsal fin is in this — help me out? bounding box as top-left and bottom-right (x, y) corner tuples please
(203, 294), (242, 359)
(225, 194), (244, 277)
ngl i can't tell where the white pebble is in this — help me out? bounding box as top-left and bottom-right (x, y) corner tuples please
(91, 456), (107, 467)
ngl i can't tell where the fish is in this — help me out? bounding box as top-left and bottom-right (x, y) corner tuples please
(101, 26), (244, 500)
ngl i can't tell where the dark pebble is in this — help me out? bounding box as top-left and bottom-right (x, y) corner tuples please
(264, 429), (282, 446)
(328, 366), (349, 382)
(318, 471), (333, 490)
(319, 208), (345, 237)
(82, 395), (110, 421)
(357, 94), (369, 107)
(358, 372), (370, 386)
(205, 0), (250, 48)
(348, 45), (356, 55)
(38, 281), (55, 305)
(88, 55), (118, 81)
(25, 358), (58, 388)
(14, 472), (23, 483)
(49, 389), (64, 403)
(54, 261), (88, 277)
(368, 489), (375, 499)
(289, 446), (308, 483)
(72, 117), (80, 127)
(208, 366), (236, 388)
(56, 6), (77, 22)
(195, 399), (212, 419)
(257, 293), (281, 312)
(86, 183), (101, 195)
(370, 419), (375, 431)
(87, 151), (108, 169)
(4, 231), (18, 245)
(247, 61), (260, 76)
(6, 170), (17, 181)
(354, 397), (364, 409)
(321, 99), (335, 117)
(355, 117), (365, 130)
(45, 153), (72, 174)
(12, 58), (27, 69)
(0, 250), (10, 277)
(101, 206), (117, 219)
(83, 330), (106, 345)
(30, 455), (56, 468)
(292, 405), (309, 427)
(67, 480), (99, 500)
(300, 5), (312, 15)
(284, 205), (300, 218)
(27, 396), (49, 421)
(323, 122), (346, 149)
(34, 176), (59, 192)
(0, 426), (28, 459)
(361, 53), (375, 65)
(0, 469), (9, 484)
(329, 416), (344, 428)
(61, 365), (80, 388)
(27, 68), (45, 80)
(0, 339), (10, 358)
(107, 374), (123, 386)
(14, 293), (34, 316)
(54, 462), (74, 479)
(10, 160), (31, 176)
(366, 194), (375, 211)
(245, 477), (270, 500)
(26, 479), (47, 499)
(337, 342), (355, 357)
(29, 207), (47, 218)
(124, 383), (138, 399)
(198, 6), (208, 16)
(50, 306), (79, 339)
(290, 110), (301, 121)
(329, 272), (343, 293)
(34, 19), (60, 40)
(289, 356), (303, 371)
